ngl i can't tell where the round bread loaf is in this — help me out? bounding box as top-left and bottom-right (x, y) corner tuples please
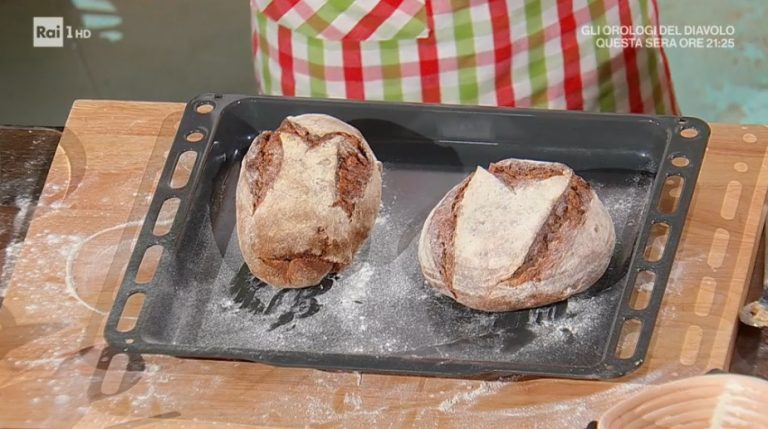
(236, 114), (382, 288)
(418, 159), (615, 312)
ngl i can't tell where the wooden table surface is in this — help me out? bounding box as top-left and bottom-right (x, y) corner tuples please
(1, 100), (768, 428)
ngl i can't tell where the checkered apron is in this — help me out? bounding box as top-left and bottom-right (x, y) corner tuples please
(250, 0), (679, 114)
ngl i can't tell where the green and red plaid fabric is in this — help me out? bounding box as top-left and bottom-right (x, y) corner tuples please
(253, 0), (430, 41)
(250, 0), (679, 114)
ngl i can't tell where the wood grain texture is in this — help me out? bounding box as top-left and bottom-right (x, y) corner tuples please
(1, 101), (767, 428)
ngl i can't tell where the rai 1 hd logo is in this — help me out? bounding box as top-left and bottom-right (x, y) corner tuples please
(33, 17), (91, 47)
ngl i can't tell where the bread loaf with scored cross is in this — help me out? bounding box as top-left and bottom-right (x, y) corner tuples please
(418, 159), (615, 312)
(236, 114), (382, 288)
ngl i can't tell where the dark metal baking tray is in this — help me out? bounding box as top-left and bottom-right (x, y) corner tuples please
(105, 94), (709, 379)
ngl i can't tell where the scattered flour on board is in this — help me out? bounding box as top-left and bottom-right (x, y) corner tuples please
(668, 252), (707, 294)
(209, 361), (702, 428)
(60, 218), (168, 316)
(426, 363), (702, 428)
(1, 241), (24, 297)
(63, 220), (145, 315)
(343, 392), (364, 411)
(12, 195), (33, 232)
(1, 196), (34, 296)
(438, 381), (505, 412)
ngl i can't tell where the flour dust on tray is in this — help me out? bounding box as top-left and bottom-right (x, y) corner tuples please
(194, 165), (652, 364)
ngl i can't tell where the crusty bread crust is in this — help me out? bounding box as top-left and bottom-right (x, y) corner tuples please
(236, 114), (382, 288)
(420, 174), (474, 299)
(418, 159), (615, 312)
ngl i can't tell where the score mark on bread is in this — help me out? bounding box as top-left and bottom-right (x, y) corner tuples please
(236, 114), (382, 288)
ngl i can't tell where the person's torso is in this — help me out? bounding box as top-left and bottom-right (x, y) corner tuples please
(250, 0), (678, 114)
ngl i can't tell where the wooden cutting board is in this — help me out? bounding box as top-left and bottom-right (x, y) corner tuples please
(1, 100), (767, 428)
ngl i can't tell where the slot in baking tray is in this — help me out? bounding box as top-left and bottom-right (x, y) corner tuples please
(105, 94), (709, 379)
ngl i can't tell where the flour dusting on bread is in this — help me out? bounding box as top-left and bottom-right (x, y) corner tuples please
(454, 166), (570, 291)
